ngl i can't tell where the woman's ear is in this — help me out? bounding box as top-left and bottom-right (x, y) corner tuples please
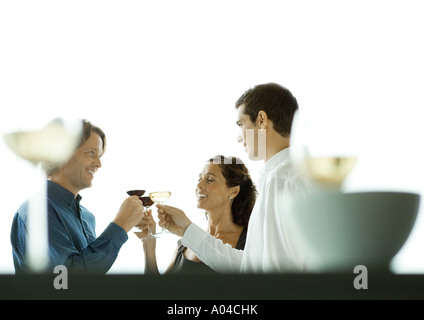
(229, 185), (241, 199)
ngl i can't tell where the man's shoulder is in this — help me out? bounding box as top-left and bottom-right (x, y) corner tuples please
(267, 162), (318, 192)
(14, 200), (30, 221)
(267, 160), (295, 179)
(80, 204), (96, 222)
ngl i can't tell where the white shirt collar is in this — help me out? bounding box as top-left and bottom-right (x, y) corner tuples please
(259, 147), (291, 176)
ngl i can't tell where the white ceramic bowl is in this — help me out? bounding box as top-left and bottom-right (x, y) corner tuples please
(290, 191), (421, 272)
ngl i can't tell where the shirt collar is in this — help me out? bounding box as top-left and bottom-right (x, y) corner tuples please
(259, 147), (291, 176)
(47, 180), (82, 208)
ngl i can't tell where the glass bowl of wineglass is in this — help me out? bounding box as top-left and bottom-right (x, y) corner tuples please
(290, 109), (358, 191)
(126, 190), (149, 235)
(126, 190), (146, 198)
(149, 191), (171, 235)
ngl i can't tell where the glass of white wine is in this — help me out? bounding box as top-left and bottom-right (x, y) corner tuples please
(290, 109), (358, 191)
(149, 191), (171, 235)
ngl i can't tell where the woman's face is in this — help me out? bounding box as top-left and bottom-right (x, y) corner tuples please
(196, 163), (234, 212)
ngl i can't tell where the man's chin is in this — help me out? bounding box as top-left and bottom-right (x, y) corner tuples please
(83, 180), (93, 189)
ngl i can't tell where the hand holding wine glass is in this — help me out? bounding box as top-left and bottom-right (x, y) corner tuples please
(137, 196), (157, 239)
(133, 204), (156, 241)
(126, 190), (158, 239)
(157, 204), (192, 237)
(113, 195), (145, 232)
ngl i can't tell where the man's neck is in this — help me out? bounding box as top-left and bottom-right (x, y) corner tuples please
(48, 177), (79, 198)
(265, 134), (290, 162)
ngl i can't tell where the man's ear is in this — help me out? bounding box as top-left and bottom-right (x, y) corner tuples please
(256, 110), (269, 129)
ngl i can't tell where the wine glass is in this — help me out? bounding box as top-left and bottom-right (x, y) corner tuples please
(126, 190), (158, 238)
(2, 117), (83, 272)
(138, 196), (156, 239)
(126, 190), (147, 233)
(149, 191), (171, 235)
(290, 109), (358, 191)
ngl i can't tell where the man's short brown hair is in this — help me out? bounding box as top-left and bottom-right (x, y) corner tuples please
(43, 119), (106, 177)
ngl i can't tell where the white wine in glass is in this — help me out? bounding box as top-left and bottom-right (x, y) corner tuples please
(304, 156), (357, 188)
(290, 109), (358, 190)
(149, 191), (171, 235)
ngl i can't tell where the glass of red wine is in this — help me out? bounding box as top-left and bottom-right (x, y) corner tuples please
(126, 190), (157, 239)
(126, 190), (146, 233)
(139, 196), (156, 239)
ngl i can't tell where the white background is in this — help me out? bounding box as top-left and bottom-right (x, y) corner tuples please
(1, 0), (424, 274)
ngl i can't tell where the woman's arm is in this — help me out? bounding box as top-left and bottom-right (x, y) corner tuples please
(142, 238), (160, 274)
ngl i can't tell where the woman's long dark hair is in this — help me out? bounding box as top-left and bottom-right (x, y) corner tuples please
(208, 155), (257, 227)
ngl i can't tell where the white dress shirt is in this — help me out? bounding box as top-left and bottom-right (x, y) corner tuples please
(181, 148), (316, 273)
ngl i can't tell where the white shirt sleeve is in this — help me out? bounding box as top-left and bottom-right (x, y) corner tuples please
(181, 223), (243, 273)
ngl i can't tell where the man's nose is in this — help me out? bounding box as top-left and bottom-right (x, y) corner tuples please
(95, 156), (102, 168)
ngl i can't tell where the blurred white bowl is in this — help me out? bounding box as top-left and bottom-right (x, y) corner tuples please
(290, 191), (421, 272)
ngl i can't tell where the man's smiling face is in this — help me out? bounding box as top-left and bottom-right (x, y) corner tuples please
(58, 132), (103, 194)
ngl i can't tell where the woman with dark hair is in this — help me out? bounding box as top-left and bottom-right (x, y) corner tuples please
(136, 155), (257, 274)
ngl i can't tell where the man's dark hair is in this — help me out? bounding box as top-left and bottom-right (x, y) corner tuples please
(235, 82), (298, 137)
(80, 119), (106, 154)
(43, 119), (106, 177)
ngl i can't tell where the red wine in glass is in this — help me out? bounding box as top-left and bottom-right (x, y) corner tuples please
(140, 196), (154, 207)
(126, 190), (146, 198)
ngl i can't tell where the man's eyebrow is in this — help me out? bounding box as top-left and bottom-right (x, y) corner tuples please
(85, 147), (103, 156)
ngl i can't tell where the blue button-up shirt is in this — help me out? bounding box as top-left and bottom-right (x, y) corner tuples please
(10, 180), (128, 274)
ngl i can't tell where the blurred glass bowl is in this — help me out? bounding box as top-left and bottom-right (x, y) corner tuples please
(290, 191), (421, 272)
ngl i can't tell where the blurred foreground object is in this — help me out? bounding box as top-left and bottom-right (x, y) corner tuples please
(290, 191), (420, 272)
(290, 109), (358, 191)
(3, 117), (82, 165)
(3, 117), (82, 272)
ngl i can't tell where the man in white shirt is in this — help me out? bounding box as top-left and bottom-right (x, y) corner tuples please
(158, 83), (315, 273)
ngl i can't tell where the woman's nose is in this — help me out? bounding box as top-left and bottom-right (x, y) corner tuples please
(197, 179), (205, 189)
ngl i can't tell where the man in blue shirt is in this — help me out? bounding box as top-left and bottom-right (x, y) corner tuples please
(11, 120), (144, 274)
